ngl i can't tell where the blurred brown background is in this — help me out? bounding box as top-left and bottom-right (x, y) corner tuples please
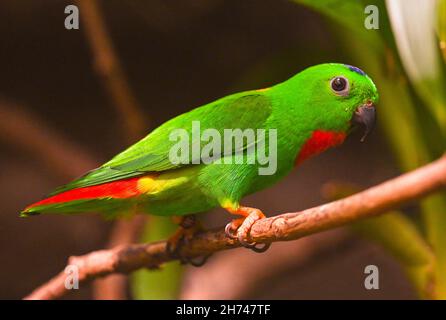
(0, 0), (414, 299)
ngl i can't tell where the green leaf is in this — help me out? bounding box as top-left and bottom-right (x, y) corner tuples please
(292, 0), (383, 49)
(386, 0), (446, 134)
(420, 194), (446, 299)
(438, 0), (446, 63)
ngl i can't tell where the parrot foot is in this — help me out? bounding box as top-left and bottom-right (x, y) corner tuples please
(224, 206), (271, 253)
(166, 215), (211, 267)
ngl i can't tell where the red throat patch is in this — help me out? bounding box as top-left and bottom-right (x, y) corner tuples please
(295, 130), (346, 165)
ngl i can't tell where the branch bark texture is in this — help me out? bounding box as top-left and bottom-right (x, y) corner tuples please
(24, 155), (446, 300)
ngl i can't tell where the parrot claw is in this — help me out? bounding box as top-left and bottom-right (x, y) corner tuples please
(251, 242), (271, 253)
(237, 233), (271, 253)
(166, 215), (211, 267)
(237, 236), (256, 248)
(224, 222), (238, 239)
(224, 206), (271, 253)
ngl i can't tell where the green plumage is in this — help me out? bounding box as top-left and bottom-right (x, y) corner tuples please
(22, 63), (378, 217)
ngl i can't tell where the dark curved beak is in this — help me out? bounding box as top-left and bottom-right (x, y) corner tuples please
(353, 102), (376, 142)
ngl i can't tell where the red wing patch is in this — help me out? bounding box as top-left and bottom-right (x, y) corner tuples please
(25, 177), (144, 209)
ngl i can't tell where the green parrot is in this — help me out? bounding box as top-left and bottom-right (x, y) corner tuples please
(22, 63), (378, 255)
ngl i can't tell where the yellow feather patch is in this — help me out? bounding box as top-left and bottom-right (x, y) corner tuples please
(220, 198), (239, 210)
(136, 170), (191, 195)
(137, 175), (158, 194)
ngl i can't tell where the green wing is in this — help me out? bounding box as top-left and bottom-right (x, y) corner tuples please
(51, 92), (272, 195)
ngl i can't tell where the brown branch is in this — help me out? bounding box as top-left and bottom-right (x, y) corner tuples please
(24, 154), (446, 300)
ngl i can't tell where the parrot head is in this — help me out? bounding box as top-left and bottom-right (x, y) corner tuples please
(279, 63), (379, 142)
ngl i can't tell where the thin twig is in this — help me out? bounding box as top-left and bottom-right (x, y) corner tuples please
(76, 0), (146, 141)
(24, 154), (446, 300)
(0, 99), (97, 179)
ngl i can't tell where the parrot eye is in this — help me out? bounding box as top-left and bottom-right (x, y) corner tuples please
(330, 76), (349, 96)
